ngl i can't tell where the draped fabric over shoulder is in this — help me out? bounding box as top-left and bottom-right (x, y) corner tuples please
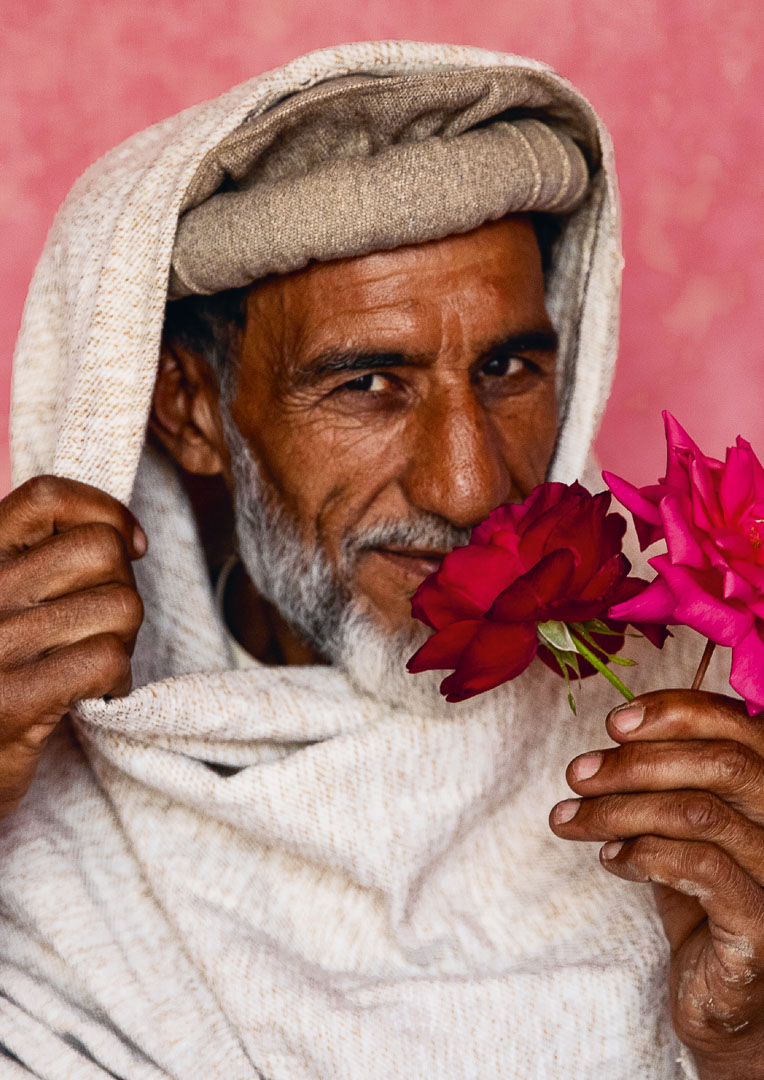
(3, 40), (711, 1079)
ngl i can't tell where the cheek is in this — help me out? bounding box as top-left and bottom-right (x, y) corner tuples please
(254, 415), (406, 544)
(495, 384), (558, 488)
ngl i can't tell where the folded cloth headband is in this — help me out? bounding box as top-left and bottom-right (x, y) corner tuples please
(168, 67), (595, 299)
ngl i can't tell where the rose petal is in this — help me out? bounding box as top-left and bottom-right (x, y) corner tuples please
(730, 622), (764, 716)
(660, 493), (707, 568)
(411, 545), (523, 629)
(634, 620), (671, 648)
(710, 532), (751, 560)
(406, 619), (482, 673)
(547, 596), (628, 623)
(516, 498), (579, 566)
(488, 549), (576, 622)
(603, 471), (663, 527)
(471, 502), (526, 547)
(559, 493), (613, 585)
(663, 411), (723, 484)
(604, 576), (671, 648)
(577, 552), (630, 602)
(729, 558), (764, 591)
(722, 568), (754, 603)
(720, 443), (756, 522)
(600, 511), (628, 560)
(540, 570), (643, 622)
(439, 621), (538, 701)
(652, 555), (753, 646)
(516, 489), (602, 572)
(743, 437), (764, 501)
(472, 483), (570, 549)
(608, 576), (677, 624)
(690, 456), (723, 529)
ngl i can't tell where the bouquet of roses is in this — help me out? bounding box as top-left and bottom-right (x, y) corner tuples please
(407, 412), (764, 716)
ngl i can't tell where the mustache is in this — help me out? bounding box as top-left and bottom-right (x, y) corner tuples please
(340, 514), (473, 566)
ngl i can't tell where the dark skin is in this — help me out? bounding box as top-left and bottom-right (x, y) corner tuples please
(551, 691), (764, 1077)
(0, 216), (762, 1075)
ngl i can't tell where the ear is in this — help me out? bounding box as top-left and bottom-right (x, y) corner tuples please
(149, 341), (230, 476)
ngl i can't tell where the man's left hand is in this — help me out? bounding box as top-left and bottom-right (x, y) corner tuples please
(549, 689), (764, 1079)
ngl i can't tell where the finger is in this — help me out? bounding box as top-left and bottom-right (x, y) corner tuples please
(604, 838), (764, 1045)
(0, 584), (144, 665)
(0, 633), (131, 747)
(567, 740), (764, 825)
(0, 522), (136, 606)
(0, 475), (147, 559)
(550, 789), (764, 887)
(651, 881), (707, 954)
(606, 689), (764, 761)
(599, 836), (764, 980)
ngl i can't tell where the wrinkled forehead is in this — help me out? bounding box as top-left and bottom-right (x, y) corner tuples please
(242, 216), (551, 353)
(168, 66), (600, 303)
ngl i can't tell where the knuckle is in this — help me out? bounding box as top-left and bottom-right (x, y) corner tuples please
(0, 669), (31, 722)
(0, 606), (42, 660)
(693, 843), (735, 889)
(78, 521), (126, 570)
(679, 790), (723, 834)
(626, 834), (655, 862)
(90, 633), (130, 680)
(22, 474), (64, 511)
(590, 793), (626, 832)
(109, 583), (144, 630)
(713, 740), (759, 789)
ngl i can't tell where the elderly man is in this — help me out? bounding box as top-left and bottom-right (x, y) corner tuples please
(1, 40), (763, 1080)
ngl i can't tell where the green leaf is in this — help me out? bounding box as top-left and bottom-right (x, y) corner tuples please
(543, 641), (581, 714)
(581, 618), (622, 638)
(538, 619), (577, 653)
(567, 630), (635, 702)
(569, 622), (610, 657)
(562, 648), (581, 678)
(606, 654), (637, 667)
(544, 642), (581, 678)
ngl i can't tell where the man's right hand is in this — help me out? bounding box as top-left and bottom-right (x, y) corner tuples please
(0, 475), (146, 820)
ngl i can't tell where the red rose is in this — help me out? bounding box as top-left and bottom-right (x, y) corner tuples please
(407, 481), (667, 702)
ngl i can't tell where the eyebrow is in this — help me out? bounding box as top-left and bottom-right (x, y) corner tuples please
(297, 328), (559, 384)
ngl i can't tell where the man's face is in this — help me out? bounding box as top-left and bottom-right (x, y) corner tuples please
(226, 215), (558, 638)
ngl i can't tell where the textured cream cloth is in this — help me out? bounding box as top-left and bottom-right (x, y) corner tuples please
(2, 40), (711, 1079)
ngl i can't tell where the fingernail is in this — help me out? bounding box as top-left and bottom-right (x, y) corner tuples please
(610, 705), (643, 734)
(601, 840), (624, 860)
(571, 752), (603, 781)
(133, 526), (148, 556)
(553, 799), (581, 824)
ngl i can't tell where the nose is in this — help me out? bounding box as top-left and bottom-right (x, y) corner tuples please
(401, 390), (512, 529)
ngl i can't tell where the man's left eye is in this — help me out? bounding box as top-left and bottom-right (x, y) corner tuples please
(481, 356), (525, 377)
(340, 373), (389, 393)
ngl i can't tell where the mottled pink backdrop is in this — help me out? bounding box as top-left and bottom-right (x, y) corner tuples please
(2, 1), (762, 497)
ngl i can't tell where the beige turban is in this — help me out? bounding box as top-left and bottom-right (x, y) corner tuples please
(168, 67), (596, 299)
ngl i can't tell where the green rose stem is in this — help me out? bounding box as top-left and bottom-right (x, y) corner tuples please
(691, 638), (717, 692)
(566, 629), (635, 702)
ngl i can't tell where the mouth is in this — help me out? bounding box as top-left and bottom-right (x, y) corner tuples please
(369, 547), (447, 582)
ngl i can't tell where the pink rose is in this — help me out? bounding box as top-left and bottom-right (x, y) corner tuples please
(407, 481), (666, 703)
(605, 412), (764, 715)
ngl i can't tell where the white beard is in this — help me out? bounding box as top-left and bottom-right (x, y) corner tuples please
(221, 407), (472, 715)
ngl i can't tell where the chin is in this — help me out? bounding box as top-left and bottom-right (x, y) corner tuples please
(330, 605), (456, 717)
(349, 592), (422, 636)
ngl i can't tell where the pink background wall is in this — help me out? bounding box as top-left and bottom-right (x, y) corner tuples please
(2, 1), (762, 497)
